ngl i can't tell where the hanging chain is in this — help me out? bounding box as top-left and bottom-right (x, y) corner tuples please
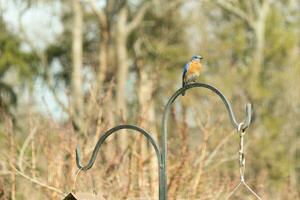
(72, 168), (82, 192)
(226, 123), (263, 200)
(238, 123), (246, 183)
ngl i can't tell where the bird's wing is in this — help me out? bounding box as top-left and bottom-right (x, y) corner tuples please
(182, 62), (190, 86)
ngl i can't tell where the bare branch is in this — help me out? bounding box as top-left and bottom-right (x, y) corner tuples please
(18, 127), (37, 172)
(253, 0), (261, 14)
(216, 0), (255, 29)
(204, 130), (235, 167)
(87, 0), (107, 28)
(127, 2), (151, 33)
(164, 0), (184, 12)
(11, 165), (64, 195)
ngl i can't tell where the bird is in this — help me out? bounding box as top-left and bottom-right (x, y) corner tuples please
(182, 55), (203, 96)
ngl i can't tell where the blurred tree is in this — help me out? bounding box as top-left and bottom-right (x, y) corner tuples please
(129, 0), (188, 197)
(198, 0), (300, 192)
(215, 0), (272, 99)
(0, 0), (298, 198)
(0, 18), (37, 115)
(71, 0), (84, 130)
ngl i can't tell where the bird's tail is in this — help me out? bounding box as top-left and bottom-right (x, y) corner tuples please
(182, 81), (185, 96)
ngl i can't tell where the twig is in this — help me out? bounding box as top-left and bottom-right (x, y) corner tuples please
(17, 127), (37, 172)
(6, 119), (16, 200)
(204, 130), (235, 167)
(216, 0), (255, 29)
(127, 1), (151, 33)
(11, 165), (65, 195)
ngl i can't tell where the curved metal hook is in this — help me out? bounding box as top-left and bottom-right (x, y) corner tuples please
(176, 83), (251, 130)
(76, 124), (161, 170)
(160, 82), (252, 200)
(75, 124), (163, 199)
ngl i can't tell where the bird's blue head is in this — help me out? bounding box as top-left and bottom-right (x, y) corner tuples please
(191, 55), (203, 61)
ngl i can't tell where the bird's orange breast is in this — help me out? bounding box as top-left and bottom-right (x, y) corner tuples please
(187, 61), (202, 75)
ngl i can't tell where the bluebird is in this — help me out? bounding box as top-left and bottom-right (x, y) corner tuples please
(182, 55), (203, 96)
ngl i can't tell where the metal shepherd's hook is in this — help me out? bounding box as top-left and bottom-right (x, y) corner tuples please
(75, 124), (163, 199)
(73, 82), (255, 200)
(161, 82), (252, 200)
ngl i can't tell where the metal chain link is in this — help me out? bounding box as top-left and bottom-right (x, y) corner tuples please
(225, 123), (263, 200)
(238, 123), (246, 183)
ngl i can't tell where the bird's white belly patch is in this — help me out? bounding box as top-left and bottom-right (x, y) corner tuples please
(186, 73), (198, 82)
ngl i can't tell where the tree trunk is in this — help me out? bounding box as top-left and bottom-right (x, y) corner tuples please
(136, 58), (158, 198)
(253, 0), (270, 75)
(251, 0), (270, 98)
(97, 19), (109, 90)
(114, 7), (130, 152)
(72, 0), (83, 122)
(116, 8), (129, 119)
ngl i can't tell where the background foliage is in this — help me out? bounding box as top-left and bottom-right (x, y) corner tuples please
(0, 0), (299, 199)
